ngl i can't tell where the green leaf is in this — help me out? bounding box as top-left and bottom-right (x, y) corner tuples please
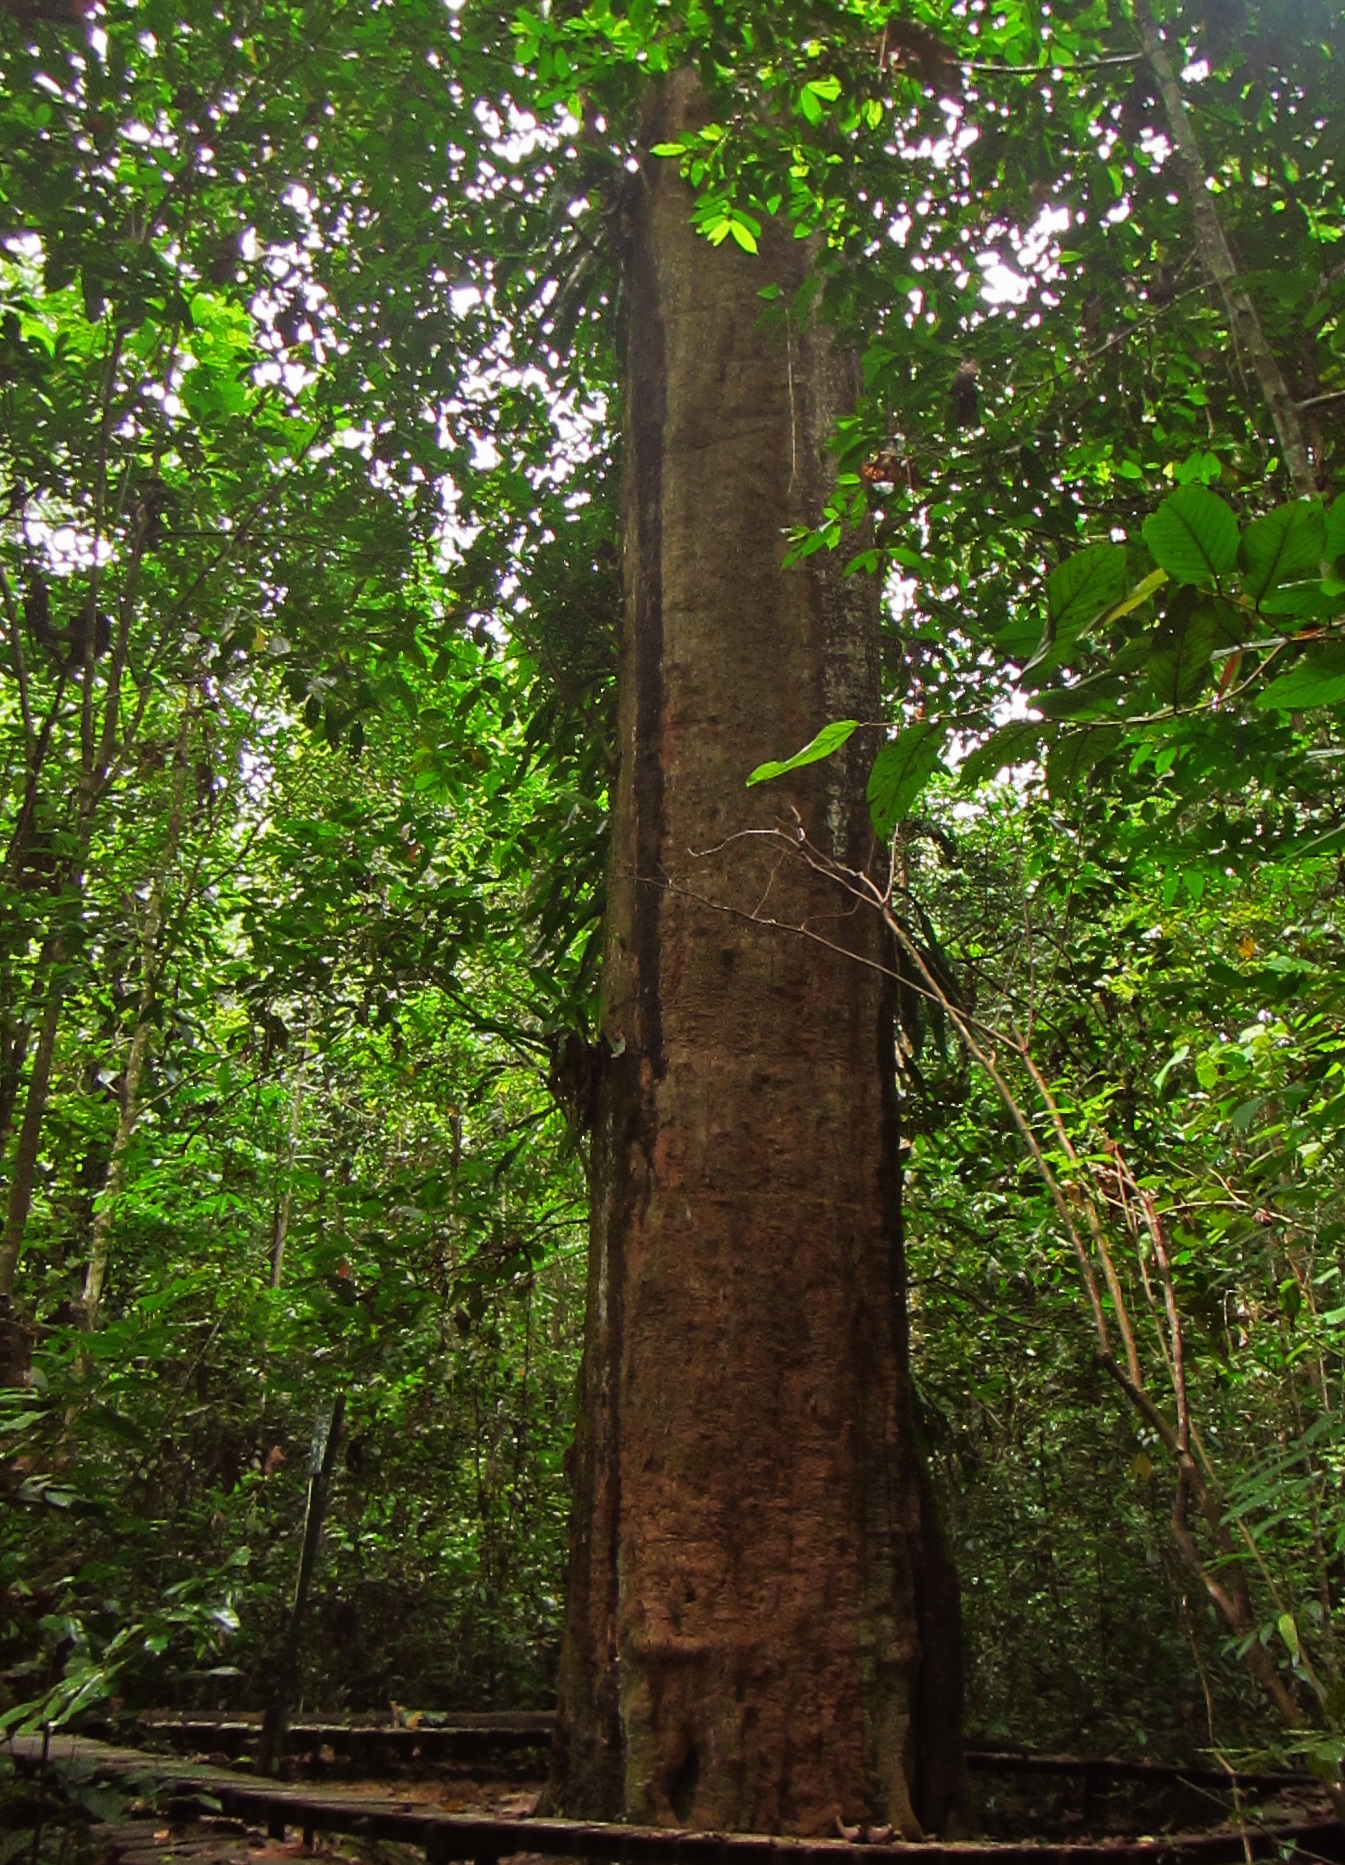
(958, 719), (1048, 787)
(866, 722), (947, 838)
(1144, 603), (1218, 708)
(1029, 543), (1128, 670)
(799, 74), (842, 124)
(1260, 584), (1339, 620)
(1278, 1612), (1301, 1661)
(1142, 487), (1240, 587)
(1256, 644), (1345, 711)
(997, 612), (1044, 660)
(747, 718), (860, 786)
(1045, 726), (1121, 797)
(1325, 495), (1345, 564)
(1036, 669), (1125, 719)
(1240, 500), (1326, 605)
(1104, 566), (1169, 625)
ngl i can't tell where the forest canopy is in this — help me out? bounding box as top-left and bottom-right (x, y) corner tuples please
(1, 0), (1344, 1789)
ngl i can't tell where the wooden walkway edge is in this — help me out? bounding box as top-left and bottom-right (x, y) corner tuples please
(6, 1733), (1342, 1865)
(122, 1719), (1319, 1795)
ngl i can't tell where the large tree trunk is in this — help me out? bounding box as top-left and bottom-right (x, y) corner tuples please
(548, 74), (961, 1841)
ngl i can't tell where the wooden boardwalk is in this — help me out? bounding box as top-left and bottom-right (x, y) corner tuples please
(7, 1733), (1343, 1865)
(129, 1712), (551, 1770)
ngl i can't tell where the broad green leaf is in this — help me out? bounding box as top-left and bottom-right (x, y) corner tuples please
(997, 611), (1044, 660)
(1144, 604), (1218, 708)
(1204, 593), (1253, 647)
(1240, 499), (1326, 605)
(1036, 669), (1126, 719)
(1256, 643), (1345, 710)
(799, 75), (842, 124)
(1142, 486), (1240, 586)
(1045, 726), (1121, 797)
(1259, 584), (1339, 620)
(1326, 495), (1345, 563)
(1103, 566), (1169, 625)
(747, 718), (860, 786)
(958, 719), (1048, 787)
(1028, 543), (1127, 669)
(866, 722), (947, 838)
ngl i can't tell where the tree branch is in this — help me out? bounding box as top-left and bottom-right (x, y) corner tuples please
(1131, 0), (1316, 496)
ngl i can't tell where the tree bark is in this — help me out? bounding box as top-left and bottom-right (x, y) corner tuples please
(548, 73), (961, 1841)
(81, 708), (195, 1328)
(1132, 0), (1317, 497)
(0, 975), (65, 1300)
(269, 1049), (308, 1292)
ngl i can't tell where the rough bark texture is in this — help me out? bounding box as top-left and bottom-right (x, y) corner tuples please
(548, 74), (961, 1841)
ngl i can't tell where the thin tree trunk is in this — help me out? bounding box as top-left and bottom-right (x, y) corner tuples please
(1, 327), (180, 1310)
(80, 711), (195, 1328)
(1133, 0), (1317, 496)
(0, 1007), (32, 1176)
(0, 978), (65, 1300)
(549, 72), (961, 1840)
(269, 1056), (307, 1290)
(0, 682), (73, 1171)
(258, 1395), (346, 1778)
(0, 1294), (35, 1385)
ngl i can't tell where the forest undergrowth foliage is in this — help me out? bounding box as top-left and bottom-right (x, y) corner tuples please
(0, 0), (1343, 1784)
(899, 781), (1345, 1761)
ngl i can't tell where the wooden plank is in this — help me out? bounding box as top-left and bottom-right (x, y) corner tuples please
(130, 1714), (553, 1762)
(6, 1734), (1341, 1865)
(963, 1750), (1317, 1792)
(124, 1720), (1318, 1796)
(137, 1712), (555, 1735)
